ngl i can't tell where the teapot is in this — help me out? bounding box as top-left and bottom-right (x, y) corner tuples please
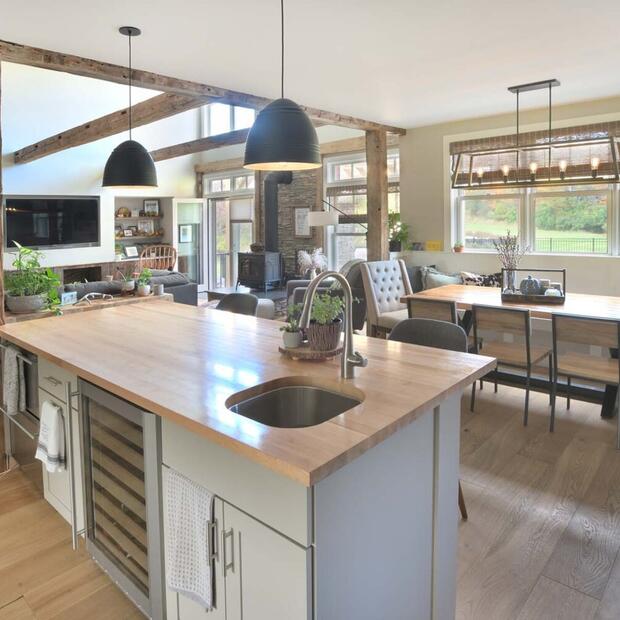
(519, 275), (541, 295)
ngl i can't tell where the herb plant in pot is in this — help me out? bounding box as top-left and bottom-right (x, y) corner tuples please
(453, 242), (464, 253)
(4, 242), (61, 314)
(136, 268), (152, 296)
(280, 303), (303, 349)
(116, 268), (136, 293)
(306, 293), (344, 351)
(388, 212), (409, 252)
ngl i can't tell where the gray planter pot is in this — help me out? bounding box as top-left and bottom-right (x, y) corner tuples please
(6, 293), (47, 314)
(121, 280), (135, 293)
(137, 284), (151, 297)
(282, 330), (302, 349)
(306, 320), (342, 351)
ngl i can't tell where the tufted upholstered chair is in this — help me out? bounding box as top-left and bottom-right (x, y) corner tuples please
(360, 259), (413, 337)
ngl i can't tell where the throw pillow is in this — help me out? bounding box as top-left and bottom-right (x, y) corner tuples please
(421, 266), (463, 290)
(460, 271), (502, 287)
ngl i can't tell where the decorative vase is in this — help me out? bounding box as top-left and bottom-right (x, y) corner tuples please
(389, 240), (402, 252)
(306, 319), (342, 351)
(282, 330), (302, 349)
(503, 269), (517, 293)
(137, 283), (151, 297)
(6, 293), (47, 314)
(121, 279), (135, 293)
(308, 268), (318, 280)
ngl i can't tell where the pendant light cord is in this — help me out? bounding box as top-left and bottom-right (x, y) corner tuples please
(281, 0), (285, 98)
(128, 31), (133, 139)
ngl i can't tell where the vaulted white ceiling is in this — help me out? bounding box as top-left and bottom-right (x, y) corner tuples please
(2, 0), (619, 128)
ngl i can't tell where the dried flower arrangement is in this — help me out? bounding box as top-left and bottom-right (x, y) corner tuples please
(298, 248), (328, 275)
(493, 231), (529, 270)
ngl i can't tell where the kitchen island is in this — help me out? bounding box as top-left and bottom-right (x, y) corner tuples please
(0, 302), (494, 620)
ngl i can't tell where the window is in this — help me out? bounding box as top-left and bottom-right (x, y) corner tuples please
(454, 184), (617, 255)
(204, 104), (256, 136)
(208, 172), (254, 194)
(325, 151), (400, 269)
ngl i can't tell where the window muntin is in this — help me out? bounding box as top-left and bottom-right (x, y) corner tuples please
(207, 173), (254, 195)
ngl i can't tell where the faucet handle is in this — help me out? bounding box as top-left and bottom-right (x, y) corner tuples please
(350, 351), (368, 368)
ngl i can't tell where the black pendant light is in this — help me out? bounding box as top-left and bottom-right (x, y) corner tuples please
(103, 26), (158, 188)
(243, 0), (320, 171)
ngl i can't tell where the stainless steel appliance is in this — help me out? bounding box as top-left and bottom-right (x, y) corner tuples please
(80, 380), (165, 619)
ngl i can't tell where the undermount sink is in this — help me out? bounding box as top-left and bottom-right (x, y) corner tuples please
(226, 377), (364, 428)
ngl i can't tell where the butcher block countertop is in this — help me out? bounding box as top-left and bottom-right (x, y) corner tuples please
(0, 302), (495, 485)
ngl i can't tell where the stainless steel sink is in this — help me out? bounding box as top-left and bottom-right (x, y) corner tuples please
(226, 380), (363, 428)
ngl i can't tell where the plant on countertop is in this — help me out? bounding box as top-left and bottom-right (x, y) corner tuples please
(4, 242), (61, 314)
(280, 302), (303, 333)
(137, 268), (152, 286)
(388, 213), (409, 251)
(306, 293), (345, 351)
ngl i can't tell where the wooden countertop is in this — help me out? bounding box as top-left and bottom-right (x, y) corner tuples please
(0, 303), (495, 486)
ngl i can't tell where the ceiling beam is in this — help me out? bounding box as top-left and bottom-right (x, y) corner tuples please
(0, 39), (406, 135)
(193, 134), (401, 174)
(13, 93), (210, 164)
(150, 128), (250, 162)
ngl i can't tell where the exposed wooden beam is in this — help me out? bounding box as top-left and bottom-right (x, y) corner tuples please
(13, 93), (209, 164)
(0, 62), (5, 324)
(366, 130), (389, 261)
(0, 39), (406, 135)
(150, 128), (250, 162)
(193, 134), (401, 174)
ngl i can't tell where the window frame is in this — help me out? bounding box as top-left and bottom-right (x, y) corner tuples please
(202, 104), (256, 137)
(453, 183), (619, 257)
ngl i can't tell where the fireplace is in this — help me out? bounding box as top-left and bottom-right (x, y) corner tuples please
(237, 252), (281, 291)
(63, 265), (102, 284)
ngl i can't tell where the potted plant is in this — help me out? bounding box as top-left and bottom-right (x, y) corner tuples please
(116, 267), (136, 293)
(4, 242), (61, 314)
(306, 293), (344, 351)
(453, 242), (464, 253)
(493, 230), (529, 292)
(298, 247), (327, 279)
(136, 268), (152, 296)
(388, 213), (409, 252)
(280, 303), (303, 349)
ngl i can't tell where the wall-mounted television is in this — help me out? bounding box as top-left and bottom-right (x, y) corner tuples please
(4, 196), (100, 250)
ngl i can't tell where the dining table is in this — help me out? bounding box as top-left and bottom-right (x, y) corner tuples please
(401, 284), (620, 417)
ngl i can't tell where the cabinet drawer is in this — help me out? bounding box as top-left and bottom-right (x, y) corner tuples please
(38, 357), (79, 410)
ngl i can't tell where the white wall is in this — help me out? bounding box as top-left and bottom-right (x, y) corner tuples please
(1, 63), (200, 269)
(398, 96), (620, 296)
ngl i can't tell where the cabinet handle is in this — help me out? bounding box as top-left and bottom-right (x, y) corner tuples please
(45, 375), (62, 387)
(208, 518), (219, 562)
(223, 527), (234, 575)
(66, 380), (81, 551)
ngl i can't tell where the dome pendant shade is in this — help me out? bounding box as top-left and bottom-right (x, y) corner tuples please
(244, 98), (321, 171)
(102, 140), (158, 188)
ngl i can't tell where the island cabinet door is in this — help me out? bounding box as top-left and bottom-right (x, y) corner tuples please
(222, 502), (312, 620)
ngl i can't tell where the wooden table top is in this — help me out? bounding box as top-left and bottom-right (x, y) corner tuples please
(403, 285), (620, 321)
(0, 302), (494, 486)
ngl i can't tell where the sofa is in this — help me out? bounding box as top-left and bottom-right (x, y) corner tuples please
(63, 269), (198, 306)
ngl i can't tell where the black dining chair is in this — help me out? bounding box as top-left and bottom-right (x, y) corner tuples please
(388, 318), (469, 519)
(216, 293), (259, 316)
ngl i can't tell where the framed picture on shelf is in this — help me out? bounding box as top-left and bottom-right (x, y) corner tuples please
(144, 199), (160, 216)
(138, 220), (155, 236)
(123, 229), (133, 237)
(293, 207), (311, 238)
(115, 225), (123, 236)
(179, 225), (193, 243)
(124, 246), (139, 258)
(127, 225), (139, 235)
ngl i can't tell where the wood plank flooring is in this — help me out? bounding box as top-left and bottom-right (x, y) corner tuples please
(0, 469), (140, 619)
(458, 382), (620, 619)
(1, 382), (619, 619)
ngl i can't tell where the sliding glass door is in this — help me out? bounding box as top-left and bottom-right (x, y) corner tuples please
(174, 199), (207, 288)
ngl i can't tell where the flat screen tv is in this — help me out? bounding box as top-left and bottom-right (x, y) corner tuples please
(4, 196), (100, 250)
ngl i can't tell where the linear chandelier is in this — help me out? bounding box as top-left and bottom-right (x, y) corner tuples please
(451, 79), (620, 190)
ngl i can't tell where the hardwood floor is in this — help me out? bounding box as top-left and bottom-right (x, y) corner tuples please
(458, 382), (620, 620)
(1, 382), (618, 619)
(0, 469), (140, 619)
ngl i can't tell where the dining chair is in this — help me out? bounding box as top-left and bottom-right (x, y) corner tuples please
(406, 298), (458, 324)
(471, 305), (552, 425)
(360, 259), (413, 338)
(216, 293), (259, 316)
(388, 317), (469, 520)
(550, 314), (620, 446)
(139, 245), (177, 271)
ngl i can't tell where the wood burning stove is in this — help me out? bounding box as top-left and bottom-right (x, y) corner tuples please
(237, 252), (282, 291)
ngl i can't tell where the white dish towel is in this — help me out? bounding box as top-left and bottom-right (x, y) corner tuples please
(2, 345), (26, 416)
(165, 468), (214, 610)
(35, 400), (66, 473)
